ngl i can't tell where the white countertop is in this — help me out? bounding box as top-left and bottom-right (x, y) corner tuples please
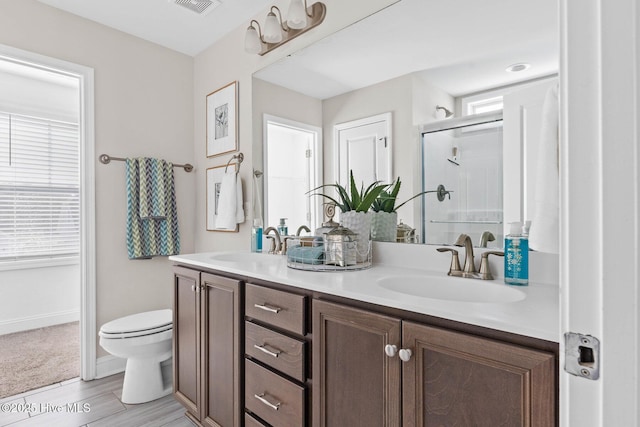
(170, 248), (560, 343)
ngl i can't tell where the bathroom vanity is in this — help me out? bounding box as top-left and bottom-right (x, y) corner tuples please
(170, 247), (559, 426)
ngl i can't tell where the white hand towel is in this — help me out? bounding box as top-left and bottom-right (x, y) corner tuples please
(235, 173), (245, 225)
(529, 83), (559, 253)
(216, 171), (245, 230)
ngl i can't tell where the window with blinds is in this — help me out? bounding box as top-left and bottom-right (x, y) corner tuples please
(0, 112), (80, 261)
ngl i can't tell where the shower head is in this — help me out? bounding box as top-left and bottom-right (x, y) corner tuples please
(435, 105), (454, 119)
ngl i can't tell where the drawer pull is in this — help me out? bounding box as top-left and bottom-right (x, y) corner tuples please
(254, 303), (282, 314)
(254, 393), (281, 411)
(254, 344), (281, 358)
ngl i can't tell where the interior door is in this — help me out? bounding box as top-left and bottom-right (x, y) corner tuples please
(335, 112), (392, 187)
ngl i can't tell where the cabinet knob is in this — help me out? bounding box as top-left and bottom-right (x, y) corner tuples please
(384, 344), (398, 357)
(399, 348), (413, 362)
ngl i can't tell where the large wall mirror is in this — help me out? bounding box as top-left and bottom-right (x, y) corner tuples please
(252, 0), (558, 250)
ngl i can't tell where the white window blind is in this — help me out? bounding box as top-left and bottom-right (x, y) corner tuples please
(0, 112), (80, 261)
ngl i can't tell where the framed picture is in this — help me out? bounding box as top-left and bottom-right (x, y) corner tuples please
(206, 163), (239, 232)
(206, 81), (238, 158)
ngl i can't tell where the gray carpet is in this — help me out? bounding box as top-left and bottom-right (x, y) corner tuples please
(0, 322), (80, 399)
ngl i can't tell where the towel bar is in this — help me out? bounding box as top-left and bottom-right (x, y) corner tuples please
(225, 152), (244, 172)
(99, 154), (193, 172)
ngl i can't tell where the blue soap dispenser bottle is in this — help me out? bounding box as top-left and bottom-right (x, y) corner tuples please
(277, 218), (288, 236)
(504, 221), (529, 286)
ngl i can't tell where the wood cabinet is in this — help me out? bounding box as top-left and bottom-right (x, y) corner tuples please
(173, 267), (242, 427)
(313, 300), (556, 427)
(313, 299), (401, 427)
(172, 265), (557, 427)
(244, 283), (309, 427)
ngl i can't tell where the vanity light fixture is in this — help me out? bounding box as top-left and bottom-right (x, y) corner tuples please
(435, 105), (454, 119)
(244, 0), (326, 56)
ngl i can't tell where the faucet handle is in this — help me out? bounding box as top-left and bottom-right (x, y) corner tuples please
(282, 236), (296, 255)
(479, 251), (504, 280)
(265, 236), (279, 254)
(437, 248), (462, 276)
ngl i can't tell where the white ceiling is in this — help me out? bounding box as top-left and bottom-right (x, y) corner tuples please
(37, 0), (271, 56)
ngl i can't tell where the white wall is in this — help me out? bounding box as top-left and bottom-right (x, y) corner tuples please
(0, 263), (80, 334)
(0, 0), (195, 358)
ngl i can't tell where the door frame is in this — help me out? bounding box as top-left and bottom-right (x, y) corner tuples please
(262, 114), (323, 231)
(560, 0), (639, 425)
(334, 112), (392, 187)
(0, 44), (97, 380)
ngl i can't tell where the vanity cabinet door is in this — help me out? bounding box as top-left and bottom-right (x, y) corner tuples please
(201, 272), (242, 427)
(402, 321), (556, 427)
(313, 300), (401, 427)
(172, 267), (201, 421)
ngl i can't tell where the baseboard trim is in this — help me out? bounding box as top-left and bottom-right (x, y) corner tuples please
(0, 309), (80, 335)
(95, 355), (173, 380)
(95, 355), (126, 379)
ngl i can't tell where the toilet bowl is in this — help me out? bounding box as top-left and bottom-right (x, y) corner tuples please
(99, 309), (173, 404)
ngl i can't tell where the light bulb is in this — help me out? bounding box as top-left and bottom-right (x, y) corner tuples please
(287, 0), (307, 30)
(264, 12), (283, 43)
(244, 26), (262, 54)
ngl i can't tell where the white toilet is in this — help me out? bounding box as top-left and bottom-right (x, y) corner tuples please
(99, 309), (173, 404)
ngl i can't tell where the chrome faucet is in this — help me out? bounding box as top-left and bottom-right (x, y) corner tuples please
(454, 233), (476, 277)
(296, 225), (311, 236)
(479, 231), (495, 248)
(264, 227), (282, 254)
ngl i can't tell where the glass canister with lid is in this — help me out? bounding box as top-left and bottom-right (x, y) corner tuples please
(323, 226), (358, 267)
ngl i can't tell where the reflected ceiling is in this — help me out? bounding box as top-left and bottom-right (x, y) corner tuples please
(254, 0), (558, 99)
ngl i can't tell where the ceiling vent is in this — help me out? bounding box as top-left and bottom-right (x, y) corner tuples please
(172, 0), (221, 16)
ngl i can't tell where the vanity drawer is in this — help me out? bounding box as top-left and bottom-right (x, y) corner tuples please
(245, 321), (306, 382)
(245, 283), (306, 335)
(245, 359), (305, 427)
(245, 412), (267, 427)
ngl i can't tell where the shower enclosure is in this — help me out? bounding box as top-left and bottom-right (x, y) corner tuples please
(421, 112), (503, 247)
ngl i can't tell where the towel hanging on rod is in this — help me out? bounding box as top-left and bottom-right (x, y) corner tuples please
(99, 154), (193, 172)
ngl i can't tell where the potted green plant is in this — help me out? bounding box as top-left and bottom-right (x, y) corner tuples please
(371, 178), (431, 242)
(309, 170), (387, 261)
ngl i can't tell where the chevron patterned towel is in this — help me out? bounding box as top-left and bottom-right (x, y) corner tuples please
(126, 158), (180, 259)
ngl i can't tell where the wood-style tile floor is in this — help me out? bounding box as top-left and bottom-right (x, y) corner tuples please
(0, 373), (193, 427)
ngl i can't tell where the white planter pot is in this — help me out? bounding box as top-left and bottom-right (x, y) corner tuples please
(339, 211), (371, 262)
(371, 211), (397, 242)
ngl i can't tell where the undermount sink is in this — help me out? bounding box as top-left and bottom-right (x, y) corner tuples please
(209, 252), (273, 264)
(376, 275), (526, 303)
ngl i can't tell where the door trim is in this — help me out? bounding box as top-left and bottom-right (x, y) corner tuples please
(0, 43), (97, 380)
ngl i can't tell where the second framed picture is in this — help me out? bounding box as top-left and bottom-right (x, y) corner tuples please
(206, 81), (238, 158)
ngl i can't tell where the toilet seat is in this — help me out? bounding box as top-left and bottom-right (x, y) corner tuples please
(99, 309), (172, 339)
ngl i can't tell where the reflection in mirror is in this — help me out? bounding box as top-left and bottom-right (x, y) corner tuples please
(263, 115), (322, 233)
(252, 0), (558, 248)
(421, 112), (503, 248)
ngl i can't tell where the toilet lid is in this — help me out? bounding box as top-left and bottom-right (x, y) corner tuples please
(100, 309), (172, 335)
